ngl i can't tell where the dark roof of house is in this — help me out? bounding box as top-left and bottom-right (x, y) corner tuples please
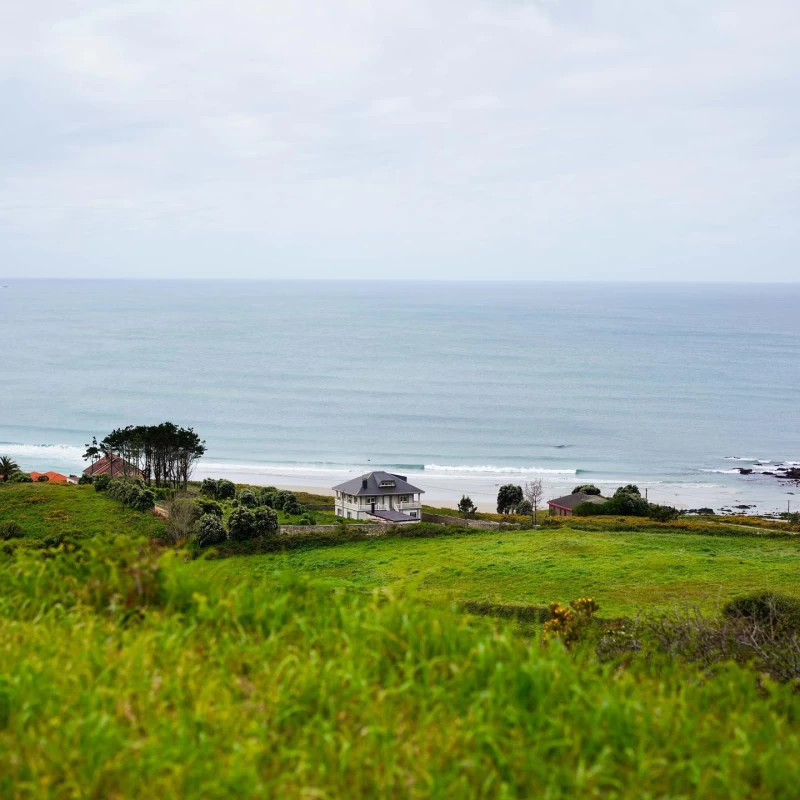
(368, 510), (419, 523)
(332, 470), (424, 496)
(83, 453), (143, 477)
(547, 492), (606, 510)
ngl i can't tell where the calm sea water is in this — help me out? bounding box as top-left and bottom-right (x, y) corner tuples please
(1, 280), (798, 510)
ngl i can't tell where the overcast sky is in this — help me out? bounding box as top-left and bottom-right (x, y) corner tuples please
(1, 1), (799, 281)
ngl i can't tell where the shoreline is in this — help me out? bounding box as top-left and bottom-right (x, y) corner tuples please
(192, 465), (798, 515)
(5, 448), (797, 515)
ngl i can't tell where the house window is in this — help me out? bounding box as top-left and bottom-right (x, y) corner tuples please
(335, 508), (341, 516)
(379, 480), (395, 488)
(400, 495), (409, 502)
(347, 511), (352, 519)
(410, 511), (417, 517)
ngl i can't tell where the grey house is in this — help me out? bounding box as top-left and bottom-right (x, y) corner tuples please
(333, 471), (424, 523)
(547, 491), (606, 517)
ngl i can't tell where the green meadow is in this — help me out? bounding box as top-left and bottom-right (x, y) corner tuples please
(192, 526), (800, 617)
(0, 482), (166, 543)
(2, 482), (800, 797)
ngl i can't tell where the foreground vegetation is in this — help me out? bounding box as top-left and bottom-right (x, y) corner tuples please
(3, 482), (800, 796)
(0, 482), (166, 546)
(1, 536), (800, 798)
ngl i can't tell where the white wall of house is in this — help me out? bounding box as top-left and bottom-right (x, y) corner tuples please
(334, 490), (422, 520)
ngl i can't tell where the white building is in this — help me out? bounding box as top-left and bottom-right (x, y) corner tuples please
(333, 471), (424, 523)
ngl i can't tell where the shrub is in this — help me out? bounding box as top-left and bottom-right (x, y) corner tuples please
(283, 497), (305, 516)
(543, 598), (599, 648)
(227, 508), (257, 541)
(648, 504), (680, 522)
(723, 592), (800, 633)
(272, 490), (292, 511)
(239, 489), (257, 508)
(0, 521), (24, 540)
(258, 488), (278, 508)
(195, 499), (223, 518)
(216, 479), (236, 501)
(457, 495), (477, 519)
(107, 477), (155, 512)
(10, 473), (33, 483)
(197, 514), (226, 547)
(165, 497), (202, 543)
(254, 507), (279, 537)
(93, 473), (111, 492)
(200, 477), (219, 498)
(36, 474), (50, 482)
(77, 473), (94, 485)
(516, 500), (532, 516)
(572, 484), (601, 496)
(497, 484), (523, 515)
(297, 513), (316, 526)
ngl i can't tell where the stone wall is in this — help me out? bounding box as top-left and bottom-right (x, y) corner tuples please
(280, 523), (385, 535)
(421, 512), (501, 530)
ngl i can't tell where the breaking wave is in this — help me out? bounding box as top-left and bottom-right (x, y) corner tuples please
(0, 442), (85, 460)
(424, 464), (578, 475)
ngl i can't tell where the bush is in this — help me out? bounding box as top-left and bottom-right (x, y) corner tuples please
(723, 592), (800, 633)
(457, 495), (478, 519)
(107, 477), (155, 512)
(648, 504), (680, 522)
(239, 489), (257, 508)
(254, 507), (280, 537)
(36, 474), (50, 482)
(195, 499), (223, 518)
(77, 473), (94, 485)
(572, 484), (601, 496)
(227, 508), (257, 541)
(272, 490), (292, 511)
(93, 473), (111, 492)
(197, 514), (226, 547)
(200, 477), (219, 498)
(497, 484), (523, 515)
(516, 500), (532, 516)
(0, 521), (24, 541)
(297, 513), (316, 526)
(10, 472), (33, 483)
(258, 488), (278, 508)
(216, 479), (236, 501)
(283, 497), (305, 516)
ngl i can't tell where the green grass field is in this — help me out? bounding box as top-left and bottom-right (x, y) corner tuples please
(1, 536), (799, 799)
(3, 483), (800, 796)
(191, 526), (800, 617)
(0, 482), (166, 543)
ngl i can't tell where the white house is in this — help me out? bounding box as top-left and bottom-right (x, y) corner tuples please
(333, 471), (424, 523)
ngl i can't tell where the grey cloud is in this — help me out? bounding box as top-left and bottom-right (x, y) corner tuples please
(0, 0), (798, 279)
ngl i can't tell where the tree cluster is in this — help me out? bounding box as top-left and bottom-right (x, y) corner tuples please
(573, 485), (679, 519)
(197, 506), (280, 547)
(83, 423), (206, 490)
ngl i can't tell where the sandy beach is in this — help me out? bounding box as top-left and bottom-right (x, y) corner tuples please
(192, 464), (797, 514)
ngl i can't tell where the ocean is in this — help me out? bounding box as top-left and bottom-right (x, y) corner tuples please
(1, 280), (798, 512)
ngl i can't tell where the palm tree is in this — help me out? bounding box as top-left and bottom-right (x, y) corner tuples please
(0, 456), (20, 482)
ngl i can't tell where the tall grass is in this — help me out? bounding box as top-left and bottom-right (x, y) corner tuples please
(1, 537), (799, 798)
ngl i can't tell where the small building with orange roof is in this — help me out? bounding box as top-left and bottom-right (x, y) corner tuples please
(30, 471), (69, 483)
